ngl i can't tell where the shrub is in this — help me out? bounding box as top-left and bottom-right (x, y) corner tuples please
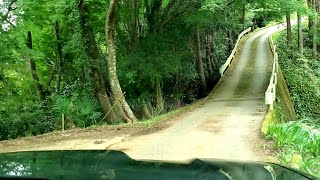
(51, 82), (102, 128)
(0, 105), (55, 140)
(274, 28), (320, 124)
(268, 122), (320, 177)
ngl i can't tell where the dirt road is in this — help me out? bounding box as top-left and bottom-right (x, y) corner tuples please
(0, 26), (279, 162)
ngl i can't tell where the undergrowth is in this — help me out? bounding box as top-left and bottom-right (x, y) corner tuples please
(268, 23), (320, 178)
(273, 26), (320, 124)
(267, 122), (320, 177)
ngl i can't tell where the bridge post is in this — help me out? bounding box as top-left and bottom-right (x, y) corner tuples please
(272, 84), (276, 102)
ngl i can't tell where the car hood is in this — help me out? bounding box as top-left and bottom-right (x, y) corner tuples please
(0, 150), (317, 180)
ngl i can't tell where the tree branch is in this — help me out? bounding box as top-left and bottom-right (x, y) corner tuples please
(159, 2), (198, 31)
(1, 0), (18, 23)
(162, 0), (179, 16)
(4, 19), (16, 27)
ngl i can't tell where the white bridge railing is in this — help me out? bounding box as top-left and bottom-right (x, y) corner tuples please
(265, 36), (279, 110)
(219, 27), (251, 76)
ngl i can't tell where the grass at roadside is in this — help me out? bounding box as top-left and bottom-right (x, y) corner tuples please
(267, 122), (320, 177)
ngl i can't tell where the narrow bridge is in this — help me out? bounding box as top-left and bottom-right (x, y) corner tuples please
(109, 26), (281, 161)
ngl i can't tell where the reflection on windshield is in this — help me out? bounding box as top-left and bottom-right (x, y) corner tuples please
(0, 151), (316, 180)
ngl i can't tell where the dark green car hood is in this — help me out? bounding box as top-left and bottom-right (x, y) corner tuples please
(0, 150), (317, 180)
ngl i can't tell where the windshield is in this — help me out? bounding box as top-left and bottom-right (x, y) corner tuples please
(0, 0), (319, 179)
(0, 151), (316, 180)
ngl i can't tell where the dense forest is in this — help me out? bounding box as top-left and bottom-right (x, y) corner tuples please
(0, 0), (313, 141)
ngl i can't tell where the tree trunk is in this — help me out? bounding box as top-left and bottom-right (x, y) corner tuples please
(26, 31), (46, 102)
(210, 31), (217, 71)
(78, 0), (119, 123)
(156, 80), (164, 112)
(286, 13), (292, 47)
(130, 0), (138, 46)
(241, 7), (246, 26)
(313, 21), (317, 59)
(297, 13), (304, 54)
(54, 21), (63, 92)
(142, 101), (152, 119)
(195, 24), (207, 97)
(106, 0), (137, 123)
(227, 29), (234, 54)
(92, 69), (118, 123)
(309, 16), (314, 31)
(308, 0), (314, 31)
(205, 30), (213, 83)
(145, 0), (162, 32)
(313, 0), (318, 58)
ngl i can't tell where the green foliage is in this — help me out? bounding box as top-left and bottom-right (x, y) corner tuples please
(0, 103), (55, 140)
(120, 34), (180, 86)
(2, 0), (299, 140)
(51, 83), (102, 128)
(274, 26), (320, 124)
(268, 18), (320, 178)
(267, 122), (320, 177)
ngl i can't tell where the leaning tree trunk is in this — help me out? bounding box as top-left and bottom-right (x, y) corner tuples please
(286, 13), (292, 47)
(195, 23), (207, 97)
(78, 0), (118, 123)
(26, 31), (46, 102)
(106, 0), (137, 123)
(92, 69), (118, 123)
(297, 13), (304, 54)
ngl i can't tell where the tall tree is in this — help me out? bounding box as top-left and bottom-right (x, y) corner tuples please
(205, 29), (214, 83)
(26, 31), (46, 102)
(130, 0), (138, 46)
(78, 0), (118, 123)
(308, 0), (314, 31)
(297, 12), (304, 54)
(286, 13), (293, 47)
(54, 21), (63, 92)
(195, 23), (207, 96)
(270, 0), (307, 48)
(305, 0), (318, 58)
(310, 0), (318, 58)
(106, 0), (137, 123)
